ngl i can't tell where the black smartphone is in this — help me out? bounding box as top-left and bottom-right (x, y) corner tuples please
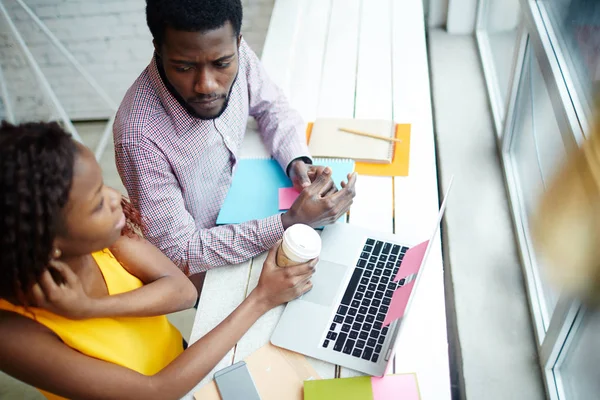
(213, 361), (261, 400)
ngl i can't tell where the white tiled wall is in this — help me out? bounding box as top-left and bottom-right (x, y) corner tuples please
(1, 0), (275, 120)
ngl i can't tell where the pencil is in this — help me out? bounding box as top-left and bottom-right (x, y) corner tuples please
(338, 127), (402, 143)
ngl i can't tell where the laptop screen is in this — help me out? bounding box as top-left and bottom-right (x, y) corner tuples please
(382, 176), (454, 371)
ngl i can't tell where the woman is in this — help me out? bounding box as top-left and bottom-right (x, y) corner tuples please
(0, 121), (315, 399)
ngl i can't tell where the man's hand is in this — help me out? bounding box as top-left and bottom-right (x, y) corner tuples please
(31, 260), (94, 320)
(282, 167), (357, 229)
(289, 159), (334, 193)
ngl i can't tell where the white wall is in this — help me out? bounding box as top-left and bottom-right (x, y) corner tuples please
(485, 0), (520, 32)
(445, 0), (519, 34)
(427, 0), (449, 28)
(1, 0), (275, 121)
(446, 0), (479, 34)
(0, 4), (63, 123)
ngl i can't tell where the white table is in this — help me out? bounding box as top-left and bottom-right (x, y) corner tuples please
(183, 0), (450, 398)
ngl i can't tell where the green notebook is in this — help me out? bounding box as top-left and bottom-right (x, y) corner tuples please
(304, 373), (421, 400)
(304, 376), (373, 400)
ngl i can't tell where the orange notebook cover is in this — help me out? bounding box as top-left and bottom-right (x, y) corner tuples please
(306, 123), (411, 177)
(194, 344), (320, 400)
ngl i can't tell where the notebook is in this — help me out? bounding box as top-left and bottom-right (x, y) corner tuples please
(306, 123), (412, 177)
(308, 118), (395, 164)
(194, 343), (320, 400)
(304, 373), (421, 400)
(216, 158), (355, 225)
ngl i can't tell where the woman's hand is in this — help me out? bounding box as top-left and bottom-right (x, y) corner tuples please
(31, 260), (93, 319)
(252, 242), (317, 311)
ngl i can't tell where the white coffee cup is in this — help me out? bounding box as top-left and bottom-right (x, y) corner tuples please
(276, 224), (322, 267)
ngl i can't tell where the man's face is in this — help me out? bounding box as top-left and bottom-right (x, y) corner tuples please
(158, 23), (240, 120)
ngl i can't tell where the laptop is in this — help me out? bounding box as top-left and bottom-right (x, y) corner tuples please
(271, 179), (453, 376)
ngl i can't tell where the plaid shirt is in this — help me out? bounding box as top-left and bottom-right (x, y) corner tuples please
(114, 40), (310, 274)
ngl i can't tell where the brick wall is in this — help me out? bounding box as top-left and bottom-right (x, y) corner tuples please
(1, 0), (275, 121)
(0, 6), (61, 123)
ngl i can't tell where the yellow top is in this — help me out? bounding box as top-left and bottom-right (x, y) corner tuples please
(0, 249), (184, 400)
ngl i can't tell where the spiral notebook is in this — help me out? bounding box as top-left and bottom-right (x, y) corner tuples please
(216, 158), (355, 225)
(308, 118), (395, 164)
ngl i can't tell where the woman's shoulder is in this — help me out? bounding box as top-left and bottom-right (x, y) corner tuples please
(107, 234), (148, 263)
(0, 308), (57, 337)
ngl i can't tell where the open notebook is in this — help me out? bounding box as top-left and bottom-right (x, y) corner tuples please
(308, 118), (395, 164)
(216, 158), (355, 225)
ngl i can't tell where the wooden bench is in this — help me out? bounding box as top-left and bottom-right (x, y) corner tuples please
(183, 0), (450, 398)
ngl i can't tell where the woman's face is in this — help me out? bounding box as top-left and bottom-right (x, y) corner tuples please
(53, 144), (125, 257)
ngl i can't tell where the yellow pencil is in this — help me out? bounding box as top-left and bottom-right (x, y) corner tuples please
(338, 127), (402, 143)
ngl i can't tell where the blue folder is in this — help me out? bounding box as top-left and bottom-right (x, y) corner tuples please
(217, 158), (355, 225)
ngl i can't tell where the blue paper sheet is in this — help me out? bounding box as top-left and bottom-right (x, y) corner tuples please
(217, 158), (355, 225)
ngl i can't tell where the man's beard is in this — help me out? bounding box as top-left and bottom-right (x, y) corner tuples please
(187, 89), (233, 120)
(155, 54), (237, 120)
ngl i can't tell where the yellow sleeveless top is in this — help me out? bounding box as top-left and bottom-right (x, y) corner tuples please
(0, 249), (184, 400)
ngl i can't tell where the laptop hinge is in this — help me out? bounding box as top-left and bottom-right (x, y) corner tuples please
(384, 348), (393, 361)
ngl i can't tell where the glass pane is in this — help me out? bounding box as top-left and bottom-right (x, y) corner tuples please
(539, 0), (600, 103)
(509, 40), (566, 327)
(482, 0), (522, 104)
(555, 309), (600, 399)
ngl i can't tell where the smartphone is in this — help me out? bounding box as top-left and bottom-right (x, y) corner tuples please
(214, 361), (261, 400)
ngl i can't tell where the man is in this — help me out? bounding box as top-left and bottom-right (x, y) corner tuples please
(114, 0), (356, 279)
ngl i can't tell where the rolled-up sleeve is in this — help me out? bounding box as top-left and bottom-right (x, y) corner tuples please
(115, 139), (284, 275)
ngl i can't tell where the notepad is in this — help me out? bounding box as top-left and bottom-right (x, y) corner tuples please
(304, 373), (421, 400)
(308, 118), (395, 164)
(216, 158), (355, 225)
(279, 187), (301, 210)
(306, 123), (411, 177)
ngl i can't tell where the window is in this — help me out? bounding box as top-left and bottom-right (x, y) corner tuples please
(476, 0), (521, 135)
(554, 309), (600, 399)
(540, 0), (600, 110)
(477, 0), (600, 399)
(506, 38), (565, 332)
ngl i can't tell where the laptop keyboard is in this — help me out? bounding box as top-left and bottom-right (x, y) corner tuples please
(321, 238), (408, 363)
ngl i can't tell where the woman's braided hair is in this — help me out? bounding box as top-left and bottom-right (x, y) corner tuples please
(0, 121), (143, 300)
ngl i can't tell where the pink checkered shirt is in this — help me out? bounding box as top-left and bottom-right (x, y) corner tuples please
(113, 40), (310, 275)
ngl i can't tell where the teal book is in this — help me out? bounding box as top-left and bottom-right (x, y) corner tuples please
(216, 158), (355, 225)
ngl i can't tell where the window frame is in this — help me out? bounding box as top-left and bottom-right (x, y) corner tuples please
(477, 0), (596, 399)
(475, 0), (523, 138)
(536, 0), (595, 133)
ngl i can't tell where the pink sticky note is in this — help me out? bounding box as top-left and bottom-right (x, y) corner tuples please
(383, 280), (416, 327)
(393, 240), (428, 282)
(371, 374), (420, 400)
(278, 187), (300, 210)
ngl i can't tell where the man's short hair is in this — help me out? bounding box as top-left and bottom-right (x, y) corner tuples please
(146, 0), (243, 45)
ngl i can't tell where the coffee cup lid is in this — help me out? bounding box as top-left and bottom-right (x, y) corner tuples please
(284, 224), (322, 260)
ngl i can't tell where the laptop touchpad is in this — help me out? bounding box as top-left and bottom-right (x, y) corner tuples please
(301, 260), (349, 307)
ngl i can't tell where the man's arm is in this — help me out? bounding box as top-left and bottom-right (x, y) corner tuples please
(242, 40), (311, 173)
(115, 140), (284, 275)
